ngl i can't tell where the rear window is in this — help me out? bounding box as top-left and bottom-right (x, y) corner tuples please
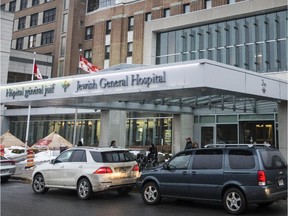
(228, 149), (255, 169)
(90, 151), (135, 163)
(259, 149), (287, 170)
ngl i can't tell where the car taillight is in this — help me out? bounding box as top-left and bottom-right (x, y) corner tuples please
(258, 170), (266, 186)
(132, 164), (139, 171)
(94, 167), (113, 174)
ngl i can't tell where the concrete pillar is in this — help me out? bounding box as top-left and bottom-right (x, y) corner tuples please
(99, 110), (127, 148)
(172, 114), (194, 155)
(278, 101), (287, 160)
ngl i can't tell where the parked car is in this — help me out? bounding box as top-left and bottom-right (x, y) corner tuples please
(32, 147), (140, 200)
(137, 144), (287, 215)
(0, 156), (16, 183)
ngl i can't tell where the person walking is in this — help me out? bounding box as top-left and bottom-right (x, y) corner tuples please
(110, 140), (116, 147)
(184, 137), (193, 150)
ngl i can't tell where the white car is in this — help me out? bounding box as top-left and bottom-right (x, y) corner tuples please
(0, 156), (16, 182)
(32, 147), (140, 199)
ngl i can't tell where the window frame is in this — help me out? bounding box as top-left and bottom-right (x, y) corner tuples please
(43, 8), (56, 23)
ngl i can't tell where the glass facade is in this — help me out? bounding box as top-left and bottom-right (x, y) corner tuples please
(156, 11), (287, 72)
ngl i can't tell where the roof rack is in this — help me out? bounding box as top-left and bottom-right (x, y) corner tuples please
(204, 144), (271, 148)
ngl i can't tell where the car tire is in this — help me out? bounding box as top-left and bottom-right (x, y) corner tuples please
(32, 173), (49, 194)
(142, 182), (162, 205)
(117, 187), (132, 195)
(223, 188), (247, 215)
(77, 178), (92, 200)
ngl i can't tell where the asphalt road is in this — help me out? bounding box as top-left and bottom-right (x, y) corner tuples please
(1, 180), (287, 216)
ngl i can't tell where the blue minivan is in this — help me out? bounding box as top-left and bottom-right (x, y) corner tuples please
(137, 144), (287, 215)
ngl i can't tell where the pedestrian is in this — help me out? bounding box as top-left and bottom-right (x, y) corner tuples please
(77, 141), (83, 146)
(110, 140), (116, 147)
(192, 142), (199, 148)
(184, 137), (193, 150)
(148, 144), (158, 166)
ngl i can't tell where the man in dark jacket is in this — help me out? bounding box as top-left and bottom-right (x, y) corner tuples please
(185, 137), (193, 150)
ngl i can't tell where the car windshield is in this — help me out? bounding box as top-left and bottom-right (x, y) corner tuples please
(259, 149), (287, 170)
(90, 151), (135, 163)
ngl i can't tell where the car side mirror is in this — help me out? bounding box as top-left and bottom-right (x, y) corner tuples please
(50, 159), (55, 164)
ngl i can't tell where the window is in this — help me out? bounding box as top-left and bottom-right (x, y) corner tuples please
(105, 45), (110, 59)
(16, 38), (24, 50)
(106, 20), (111, 34)
(102, 151), (135, 163)
(128, 16), (134, 31)
(84, 49), (92, 62)
(62, 14), (68, 32)
(192, 149), (223, 169)
(43, 8), (56, 23)
(30, 13), (38, 27)
(20, 0), (27, 10)
(70, 150), (87, 162)
(9, 1), (16, 12)
(32, 0), (39, 6)
(29, 35), (37, 48)
(60, 37), (66, 56)
(205, 0), (212, 9)
(18, 17), (26, 30)
(44, 0), (53, 2)
(127, 42), (133, 57)
(183, 4), (190, 13)
(41, 30), (54, 45)
(168, 152), (191, 169)
(145, 13), (151, 21)
(259, 149), (287, 170)
(164, 8), (170, 17)
(55, 151), (73, 163)
(1, 4), (5, 11)
(87, 0), (116, 12)
(228, 150), (255, 169)
(85, 26), (93, 40)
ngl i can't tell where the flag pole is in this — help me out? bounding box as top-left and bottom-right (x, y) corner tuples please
(24, 52), (36, 153)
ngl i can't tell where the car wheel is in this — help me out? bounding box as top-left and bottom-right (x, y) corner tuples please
(117, 187), (132, 195)
(223, 188), (247, 215)
(77, 178), (92, 200)
(142, 182), (162, 205)
(32, 174), (49, 194)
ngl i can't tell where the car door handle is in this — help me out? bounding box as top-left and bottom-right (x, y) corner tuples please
(78, 165), (83, 168)
(192, 171), (196, 175)
(60, 166), (64, 168)
(182, 171), (188, 175)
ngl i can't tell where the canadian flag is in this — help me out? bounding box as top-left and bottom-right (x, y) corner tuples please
(34, 63), (43, 80)
(79, 55), (100, 73)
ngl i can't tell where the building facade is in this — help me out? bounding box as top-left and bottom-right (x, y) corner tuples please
(1, 0), (287, 155)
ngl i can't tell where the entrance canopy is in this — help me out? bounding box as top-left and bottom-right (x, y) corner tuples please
(1, 60), (287, 114)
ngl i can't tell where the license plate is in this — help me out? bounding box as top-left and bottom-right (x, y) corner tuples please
(278, 179), (284, 186)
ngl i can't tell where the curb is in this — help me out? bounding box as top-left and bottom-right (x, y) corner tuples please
(11, 176), (32, 184)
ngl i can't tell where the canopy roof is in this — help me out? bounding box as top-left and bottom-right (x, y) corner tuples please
(32, 131), (73, 149)
(0, 131), (25, 148)
(1, 60), (287, 114)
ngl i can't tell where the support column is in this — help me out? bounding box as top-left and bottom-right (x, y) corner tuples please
(99, 110), (127, 147)
(278, 101), (287, 160)
(172, 114), (194, 155)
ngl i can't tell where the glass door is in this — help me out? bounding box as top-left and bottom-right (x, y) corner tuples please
(200, 126), (214, 148)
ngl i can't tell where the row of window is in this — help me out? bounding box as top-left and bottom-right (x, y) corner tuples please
(16, 30), (54, 50)
(86, 0), (236, 14)
(83, 41), (132, 62)
(17, 8), (56, 30)
(1, 0), (53, 12)
(156, 11), (287, 72)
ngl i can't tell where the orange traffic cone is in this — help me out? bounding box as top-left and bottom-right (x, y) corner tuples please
(0, 144), (4, 156)
(25, 148), (35, 169)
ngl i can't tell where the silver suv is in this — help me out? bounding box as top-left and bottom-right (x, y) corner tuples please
(32, 147), (140, 199)
(137, 144), (287, 214)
